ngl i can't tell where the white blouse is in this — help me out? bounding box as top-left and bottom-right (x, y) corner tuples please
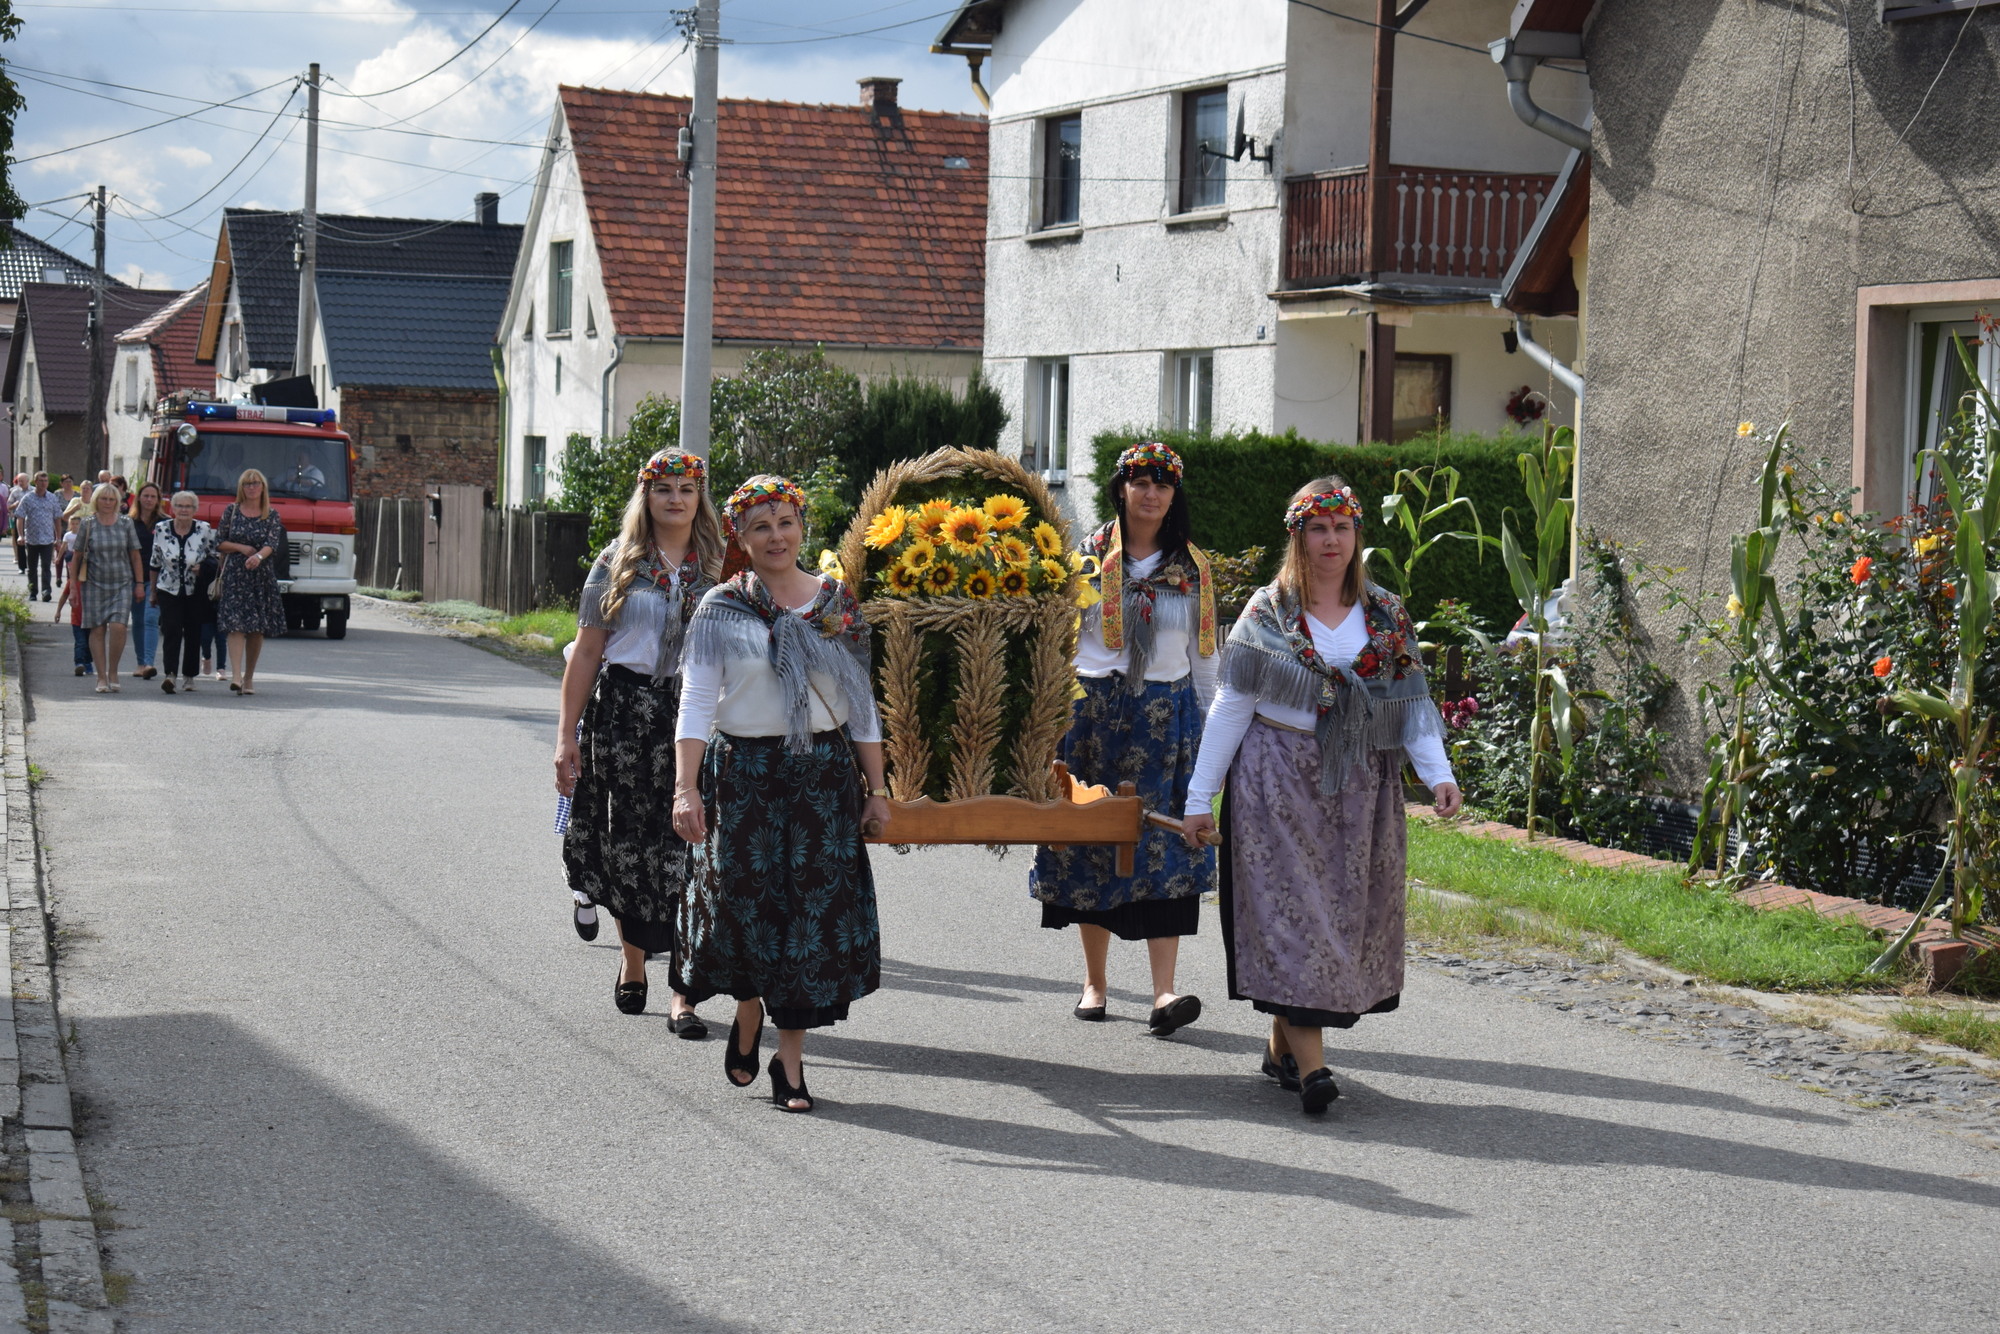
(577, 564), (682, 677)
(1184, 600), (1455, 814)
(674, 597), (883, 743)
(1075, 550), (1219, 709)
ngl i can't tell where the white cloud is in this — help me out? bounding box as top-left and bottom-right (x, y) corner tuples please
(163, 145), (215, 169)
(114, 263), (174, 289)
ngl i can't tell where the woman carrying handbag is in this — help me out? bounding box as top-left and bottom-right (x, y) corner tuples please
(213, 468), (288, 694)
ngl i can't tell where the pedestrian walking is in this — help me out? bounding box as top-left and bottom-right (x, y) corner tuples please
(213, 469), (287, 695)
(151, 491), (214, 694)
(51, 520), (92, 677)
(1030, 441), (1218, 1037)
(71, 484), (144, 693)
(671, 476), (891, 1113)
(554, 447), (724, 1031)
(128, 484), (166, 680)
(18, 474), (61, 601)
(1179, 479), (1462, 1114)
(8, 474), (25, 573)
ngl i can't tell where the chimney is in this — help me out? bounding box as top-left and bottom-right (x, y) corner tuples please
(858, 76), (901, 114)
(475, 192), (499, 227)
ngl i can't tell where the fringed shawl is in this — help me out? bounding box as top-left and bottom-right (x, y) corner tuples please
(1080, 521), (1217, 695)
(579, 543), (712, 686)
(684, 570), (879, 753)
(1219, 582), (1443, 794)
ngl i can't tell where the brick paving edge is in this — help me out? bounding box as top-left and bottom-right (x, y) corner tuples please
(3, 629), (115, 1333)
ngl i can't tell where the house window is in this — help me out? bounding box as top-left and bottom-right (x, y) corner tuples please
(1173, 352), (1214, 433)
(1041, 114), (1082, 229)
(555, 354), (563, 396)
(1855, 284), (2000, 516)
(1907, 316), (1998, 505)
(525, 435), (547, 504)
(523, 304), (535, 339)
(21, 366), (33, 414)
(1029, 359), (1070, 479)
(548, 241), (573, 334)
(585, 300), (597, 338)
(1178, 87), (1229, 213)
(1362, 351), (1452, 443)
(123, 356), (140, 413)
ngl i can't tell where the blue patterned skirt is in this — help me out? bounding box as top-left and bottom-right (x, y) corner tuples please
(674, 729), (881, 1030)
(1030, 674), (1215, 938)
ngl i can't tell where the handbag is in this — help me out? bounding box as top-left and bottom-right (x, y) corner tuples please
(207, 507), (231, 601)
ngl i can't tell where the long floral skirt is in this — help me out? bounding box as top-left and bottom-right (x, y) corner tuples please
(1219, 722), (1405, 1028)
(675, 729), (881, 1030)
(561, 665), (689, 955)
(1030, 673), (1215, 939)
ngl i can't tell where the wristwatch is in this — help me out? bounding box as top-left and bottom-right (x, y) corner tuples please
(867, 786), (890, 799)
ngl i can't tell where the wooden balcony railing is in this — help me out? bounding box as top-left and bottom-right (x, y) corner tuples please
(1283, 165), (1554, 288)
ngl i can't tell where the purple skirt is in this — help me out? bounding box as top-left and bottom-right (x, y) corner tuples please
(1219, 721), (1405, 1028)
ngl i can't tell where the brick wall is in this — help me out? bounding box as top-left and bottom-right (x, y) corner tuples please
(341, 384), (498, 500)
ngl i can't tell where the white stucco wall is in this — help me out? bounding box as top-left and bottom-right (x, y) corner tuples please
(982, 0), (1288, 120)
(106, 343), (155, 479)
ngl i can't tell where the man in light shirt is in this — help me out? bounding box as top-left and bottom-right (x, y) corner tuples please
(17, 473), (64, 602)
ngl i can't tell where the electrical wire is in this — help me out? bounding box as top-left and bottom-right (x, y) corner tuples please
(132, 84), (301, 222)
(13, 73), (296, 164)
(726, 5), (957, 45)
(322, 0), (527, 97)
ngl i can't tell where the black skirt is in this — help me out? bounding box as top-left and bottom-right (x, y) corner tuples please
(1040, 897), (1200, 940)
(562, 664), (690, 955)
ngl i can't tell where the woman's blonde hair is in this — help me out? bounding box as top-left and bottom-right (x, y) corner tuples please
(598, 476), (726, 625)
(90, 483), (121, 510)
(235, 468), (270, 512)
(1275, 474), (1367, 606)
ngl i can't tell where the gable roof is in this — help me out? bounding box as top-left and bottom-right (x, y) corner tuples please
(202, 208), (524, 372)
(1499, 148), (1588, 316)
(0, 226), (121, 302)
(3, 284), (179, 412)
(558, 85), (986, 349)
(319, 271), (509, 390)
(116, 280), (212, 398)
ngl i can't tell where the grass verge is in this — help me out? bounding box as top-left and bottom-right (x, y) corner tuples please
(399, 598), (574, 657)
(357, 585), (422, 602)
(1890, 1006), (2000, 1058)
(1407, 819), (1886, 991)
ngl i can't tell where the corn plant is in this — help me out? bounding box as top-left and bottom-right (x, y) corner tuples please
(1371, 462), (1495, 626)
(1497, 427), (1575, 839)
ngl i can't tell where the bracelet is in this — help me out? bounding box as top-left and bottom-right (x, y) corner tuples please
(867, 786), (890, 799)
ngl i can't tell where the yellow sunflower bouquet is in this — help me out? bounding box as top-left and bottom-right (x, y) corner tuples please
(861, 490), (1072, 603)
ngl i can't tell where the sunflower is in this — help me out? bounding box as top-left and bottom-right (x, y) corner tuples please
(924, 561), (959, 596)
(993, 534), (1032, 567)
(913, 498), (956, 539)
(963, 568), (997, 599)
(997, 567), (1031, 597)
(864, 505), (910, 549)
(942, 506), (993, 557)
(883, 561), (922, 597)
(1031, 521), (1064, 559)
(1040, 558), (1070, 587)
(900, 536), (937, 570)
(983, 494), (1029, 530)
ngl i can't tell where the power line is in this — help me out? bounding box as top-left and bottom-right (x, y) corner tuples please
(727, 5), (957, 45)
(13, 73), (296, 164)
(324, 0), (528, 97)
(324, 0), (563, 130)
(137, 84), (302, 221)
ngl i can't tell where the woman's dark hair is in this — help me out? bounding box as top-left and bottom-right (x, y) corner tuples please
(1109, 471), (1194, 561)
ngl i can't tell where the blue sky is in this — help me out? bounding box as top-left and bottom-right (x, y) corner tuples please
(7, 0), (980, 289)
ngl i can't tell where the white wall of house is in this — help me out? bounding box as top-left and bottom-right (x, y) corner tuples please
(106, 343), (155, 480)
(212, 275), (276, 401)
(13, 328), (47, 475)
(983, 0), (1287, 118)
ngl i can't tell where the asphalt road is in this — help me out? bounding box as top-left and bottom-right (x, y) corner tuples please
(13, 593), (2000, 1333)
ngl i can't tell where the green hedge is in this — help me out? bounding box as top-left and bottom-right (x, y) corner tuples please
(1089, 427), (1548, 633)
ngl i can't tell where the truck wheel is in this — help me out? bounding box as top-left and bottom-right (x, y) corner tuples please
(326, 611), (349, 640)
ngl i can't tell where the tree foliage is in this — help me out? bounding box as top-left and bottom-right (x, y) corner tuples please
(0, 3), (27, 233)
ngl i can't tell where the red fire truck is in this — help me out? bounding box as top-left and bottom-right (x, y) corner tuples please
(145, 394), (359, 638)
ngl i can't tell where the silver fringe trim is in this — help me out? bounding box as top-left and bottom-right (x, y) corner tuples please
(1219, 637), (1442, 794)
(1085, 585), (1196, 695)
(685, 601), (879, 753)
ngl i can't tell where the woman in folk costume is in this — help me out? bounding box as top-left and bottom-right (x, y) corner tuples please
(1031, 442), (1219, 1037)
(1180, 478), (1462, 1114)
(671, 475), (892, 1113)
(555, 447), (725, 1032)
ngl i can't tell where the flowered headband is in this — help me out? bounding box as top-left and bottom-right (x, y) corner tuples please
(639, 447), (705, 484)
(723, 476), (807, 533)
(1284, 487), (1364, 532)
(1115, 441), (1184, 484)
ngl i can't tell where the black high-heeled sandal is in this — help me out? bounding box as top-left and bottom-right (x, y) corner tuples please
(1261, 1047), (1301, 1092)
(724, 1007), (763, 1087)
(1300, 1066), (1340, 1115)
(768, 1053), (814, 1113)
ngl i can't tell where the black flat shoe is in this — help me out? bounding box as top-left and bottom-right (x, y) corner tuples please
(768, 1053), (814, 1113)
(1147, 994), (1202, 1037)
(668, 1011), (709, 1040)
(1073, 994), (1106, 1022)
(614, 978), (647, 1015)
(1300, 1066), (1340, 1114)
(724, 1008), (763, 1087)
(1261, 1048), (1302, 1092)
(572, 901), (599, 942)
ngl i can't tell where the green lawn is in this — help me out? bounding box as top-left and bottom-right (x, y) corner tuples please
(491, 608), (577, 653)
(1890, 1006), (2000, 1058)
(1406, 820), (1887, 991)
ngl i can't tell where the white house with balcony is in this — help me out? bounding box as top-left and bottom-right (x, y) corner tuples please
(931, 0), (1586, 526)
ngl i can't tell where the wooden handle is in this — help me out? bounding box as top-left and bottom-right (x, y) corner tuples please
(1144, 810), (1223, 846)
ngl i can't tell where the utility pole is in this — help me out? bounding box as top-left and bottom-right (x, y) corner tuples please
(294, 62), (320, 393)
(1361, 0), (1398, 446)
(676, 0), (720, 458)
(85, 184), (107, 476)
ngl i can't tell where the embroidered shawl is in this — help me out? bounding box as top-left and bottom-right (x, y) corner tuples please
(1080, 521), (1216, 694)
(584, 543), (713, 685)
(684, 569), (879, 752)
(1218, 582), (1443, 794)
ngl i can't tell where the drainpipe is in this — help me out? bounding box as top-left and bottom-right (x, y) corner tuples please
(599, 334), (628, 443)
(490, 344), (508, 506)
(1510, 314), (1583, 405)
(933, 47), (992, 111)
(1488, 36), (1590, 155)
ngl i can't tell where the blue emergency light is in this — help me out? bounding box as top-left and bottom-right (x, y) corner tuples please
(188, 403), (337, 427)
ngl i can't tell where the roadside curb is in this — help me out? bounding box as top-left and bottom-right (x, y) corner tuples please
(2, 628), (115, 1334)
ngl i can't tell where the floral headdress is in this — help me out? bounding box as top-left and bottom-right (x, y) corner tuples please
(1114, 441), (1184, 485)
(723, 475), (806, 534)
(639, 447), (706, 484)
(1284, 487), (1364, 532)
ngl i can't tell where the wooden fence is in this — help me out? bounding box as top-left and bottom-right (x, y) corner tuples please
(358, 491), (587, 614)
(481, 507), (590, 615)
(355, 498), (427, 594)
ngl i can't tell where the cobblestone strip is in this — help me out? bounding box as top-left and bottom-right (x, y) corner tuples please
(3, 631), (112, 1334)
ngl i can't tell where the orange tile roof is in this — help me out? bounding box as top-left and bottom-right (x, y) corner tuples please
(117, 281), (211, 397)
(560, 86), (987, 349)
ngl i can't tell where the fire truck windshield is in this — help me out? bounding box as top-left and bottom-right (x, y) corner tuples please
(180, 431), (350, 503)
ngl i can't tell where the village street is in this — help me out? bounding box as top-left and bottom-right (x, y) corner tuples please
(2, 596), (1992, 1333)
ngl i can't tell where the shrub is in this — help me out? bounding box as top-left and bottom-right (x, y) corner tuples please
(844, 373), (1009, 505)
(1089, 426), (1542, 632)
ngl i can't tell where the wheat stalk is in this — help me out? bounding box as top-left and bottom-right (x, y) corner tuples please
(946, 606), (1006, 801)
